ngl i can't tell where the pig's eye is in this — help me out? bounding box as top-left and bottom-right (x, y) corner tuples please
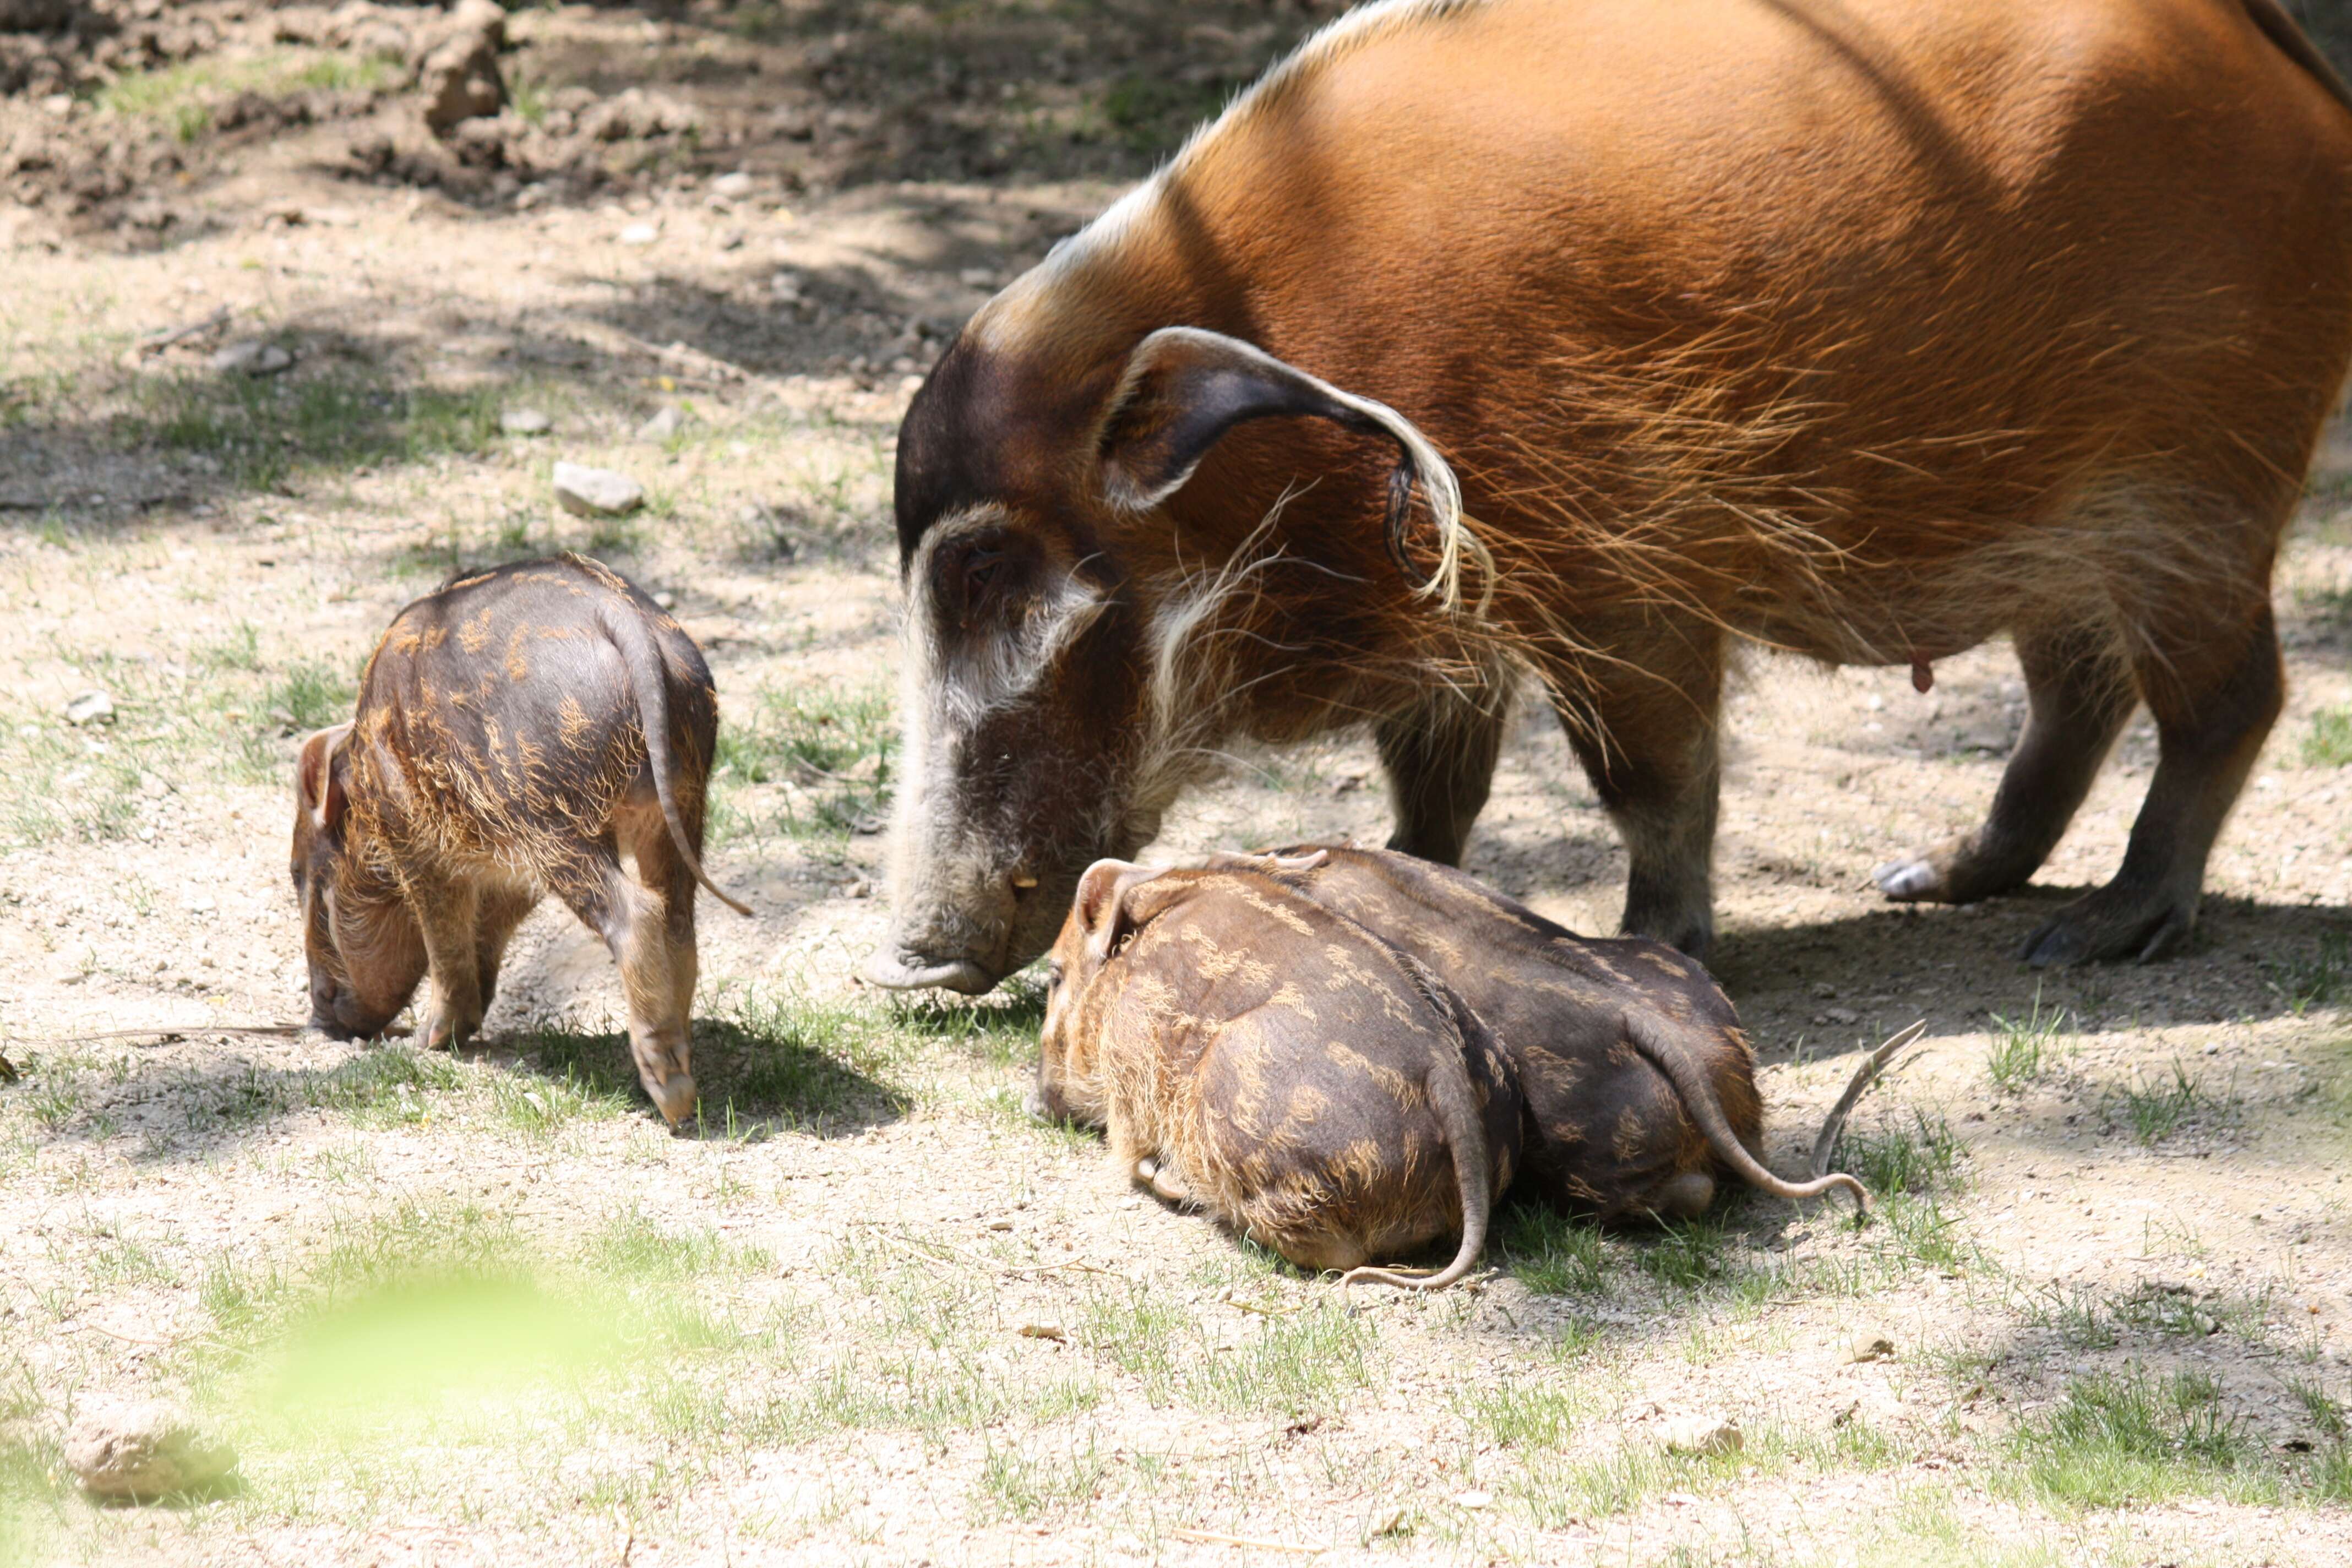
(964, 549), (1005, 600)
(1046, 959), (1064, 991)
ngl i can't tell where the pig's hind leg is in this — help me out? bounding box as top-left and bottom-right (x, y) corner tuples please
(559, 812), (701, 1127)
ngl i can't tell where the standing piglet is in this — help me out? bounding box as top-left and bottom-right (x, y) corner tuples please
(1033, 860), (1520, 1289)
(290, 553), (749, 1124)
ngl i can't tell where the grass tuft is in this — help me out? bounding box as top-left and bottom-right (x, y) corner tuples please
(1830, 1108), (1964, 1198)
(709, 683), (895, 846)
(2003, 1366), (2274, 1509)
(1986, 987), (2068, 1093)
(2305, 705), (2352, 766)
(1495, 1204), (1609, 1296)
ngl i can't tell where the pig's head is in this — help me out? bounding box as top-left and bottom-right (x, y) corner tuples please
(1030, 858), (1190, 1124)
(865, 311), (1470, 995)
(291, 725), (427, 1039)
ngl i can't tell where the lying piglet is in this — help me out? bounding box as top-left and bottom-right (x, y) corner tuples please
(290, 553), (750, 1124)
(1032, 858), (1521, 1289)
(1207, 846), (1868, 1221)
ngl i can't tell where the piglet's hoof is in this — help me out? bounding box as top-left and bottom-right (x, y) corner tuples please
(648, 1074), (698, 1128)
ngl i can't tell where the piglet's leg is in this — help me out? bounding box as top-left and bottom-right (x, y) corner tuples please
(548, 840), (691, 1126)
(405, 869), (487, 1051)
(472, 885), (540, 1019)
(602, 814), (704, 1128)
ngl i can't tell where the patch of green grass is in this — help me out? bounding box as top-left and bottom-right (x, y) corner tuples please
(83, 1224), (180, 1289)
(1986, 987), (2068, 1093)
(2002, 1366), (2277, 1509)
(1455, 1376), (1584, 1451)
(710, 682), (896, 846)
(294, 1048), (463, 1128)
(2269, 928), (2352, 1014)
(2305, 706), (2352, 767)
(129, 371), (503, 493)
(1079, 1281), (1188, 1384)
(518, 992), (908, 1136)
(1185, 1304), (1375, 1419)
(2109, 1282), (2226, 1340)
(97, 49), (404, 141)
(2287, 1374), (2348, 1443)
(2013, 1282), (2119, 1351)
(590, 1210), (770, 1282)
(886, 974), (1047, 1071)
(1871, 1194), (1980, 1274)
(972, 1435), (1106, 1521)
(1831, 1108), (1964, 1197)
(486, 1064), (628, 1136)
(2105, 1058), (2223, 1146)
(1494, 1203), (1609, 1296)
(268, 657), (357, 733)
(1632, 1214), (1735, 1294)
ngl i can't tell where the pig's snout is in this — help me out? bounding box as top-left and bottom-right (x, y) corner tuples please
(863, 949), (999, 993)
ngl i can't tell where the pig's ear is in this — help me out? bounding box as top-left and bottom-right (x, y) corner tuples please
(1075, 858), (1185, 963)
(1093, 326), (1480, 611)
(296, 724), (353, 834)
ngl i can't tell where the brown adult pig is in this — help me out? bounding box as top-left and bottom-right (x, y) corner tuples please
(290, 553), (750, 1125)
(1033, 858), (1521, 1289)
(872, 0), (2352, 994)
(1206, 846), (1865, 1221)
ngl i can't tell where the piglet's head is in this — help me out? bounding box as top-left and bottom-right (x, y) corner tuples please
(291, 725), (426, 1041)
(1030, 858), (1190, 1126)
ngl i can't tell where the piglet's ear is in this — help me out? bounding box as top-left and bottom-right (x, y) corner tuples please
(296, 724), (353, 834)
(1093, 326), (1479, 612)
(1074, 858), (1188, 964)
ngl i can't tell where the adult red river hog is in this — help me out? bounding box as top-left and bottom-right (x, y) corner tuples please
(867, 0), (2352, 995)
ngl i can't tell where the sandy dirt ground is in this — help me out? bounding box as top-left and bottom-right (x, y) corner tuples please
(3, 4), (2352, 1565)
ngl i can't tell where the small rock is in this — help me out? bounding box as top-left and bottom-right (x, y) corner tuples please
(636, 405), (685, 442)
(1452, 1489), (1491, 1510)
(717, 228), (745, 251)
(1845, 1330), (1894, 1364)
(1016, 1321), (1065, 1341)
(1822, 1006), (1859, 1026)
(63, 690), (114, 726)
(710, 170), (755, 200)
(63, 1400), (235, 1501)
(499, 407), (552, 435)
(1661, 1415), (1743, 1457)
(958, 267), (998, 287)
(210, 340), (293, 377)
(618, 222), (660, 246)
(1364, 1505), (1409, 1539)
(552, 463), (644, 518)
(650, 590), (677, 611)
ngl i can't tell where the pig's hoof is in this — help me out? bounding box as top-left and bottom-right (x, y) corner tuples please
(649, 1074), (698, 1126)
(2019, 888), (2194, 968)
(1872, 855), (1945, 902)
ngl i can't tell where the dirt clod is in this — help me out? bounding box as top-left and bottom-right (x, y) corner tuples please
(1661, 1415), (1743, 1457)
(62, 1401), (234, 1500)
